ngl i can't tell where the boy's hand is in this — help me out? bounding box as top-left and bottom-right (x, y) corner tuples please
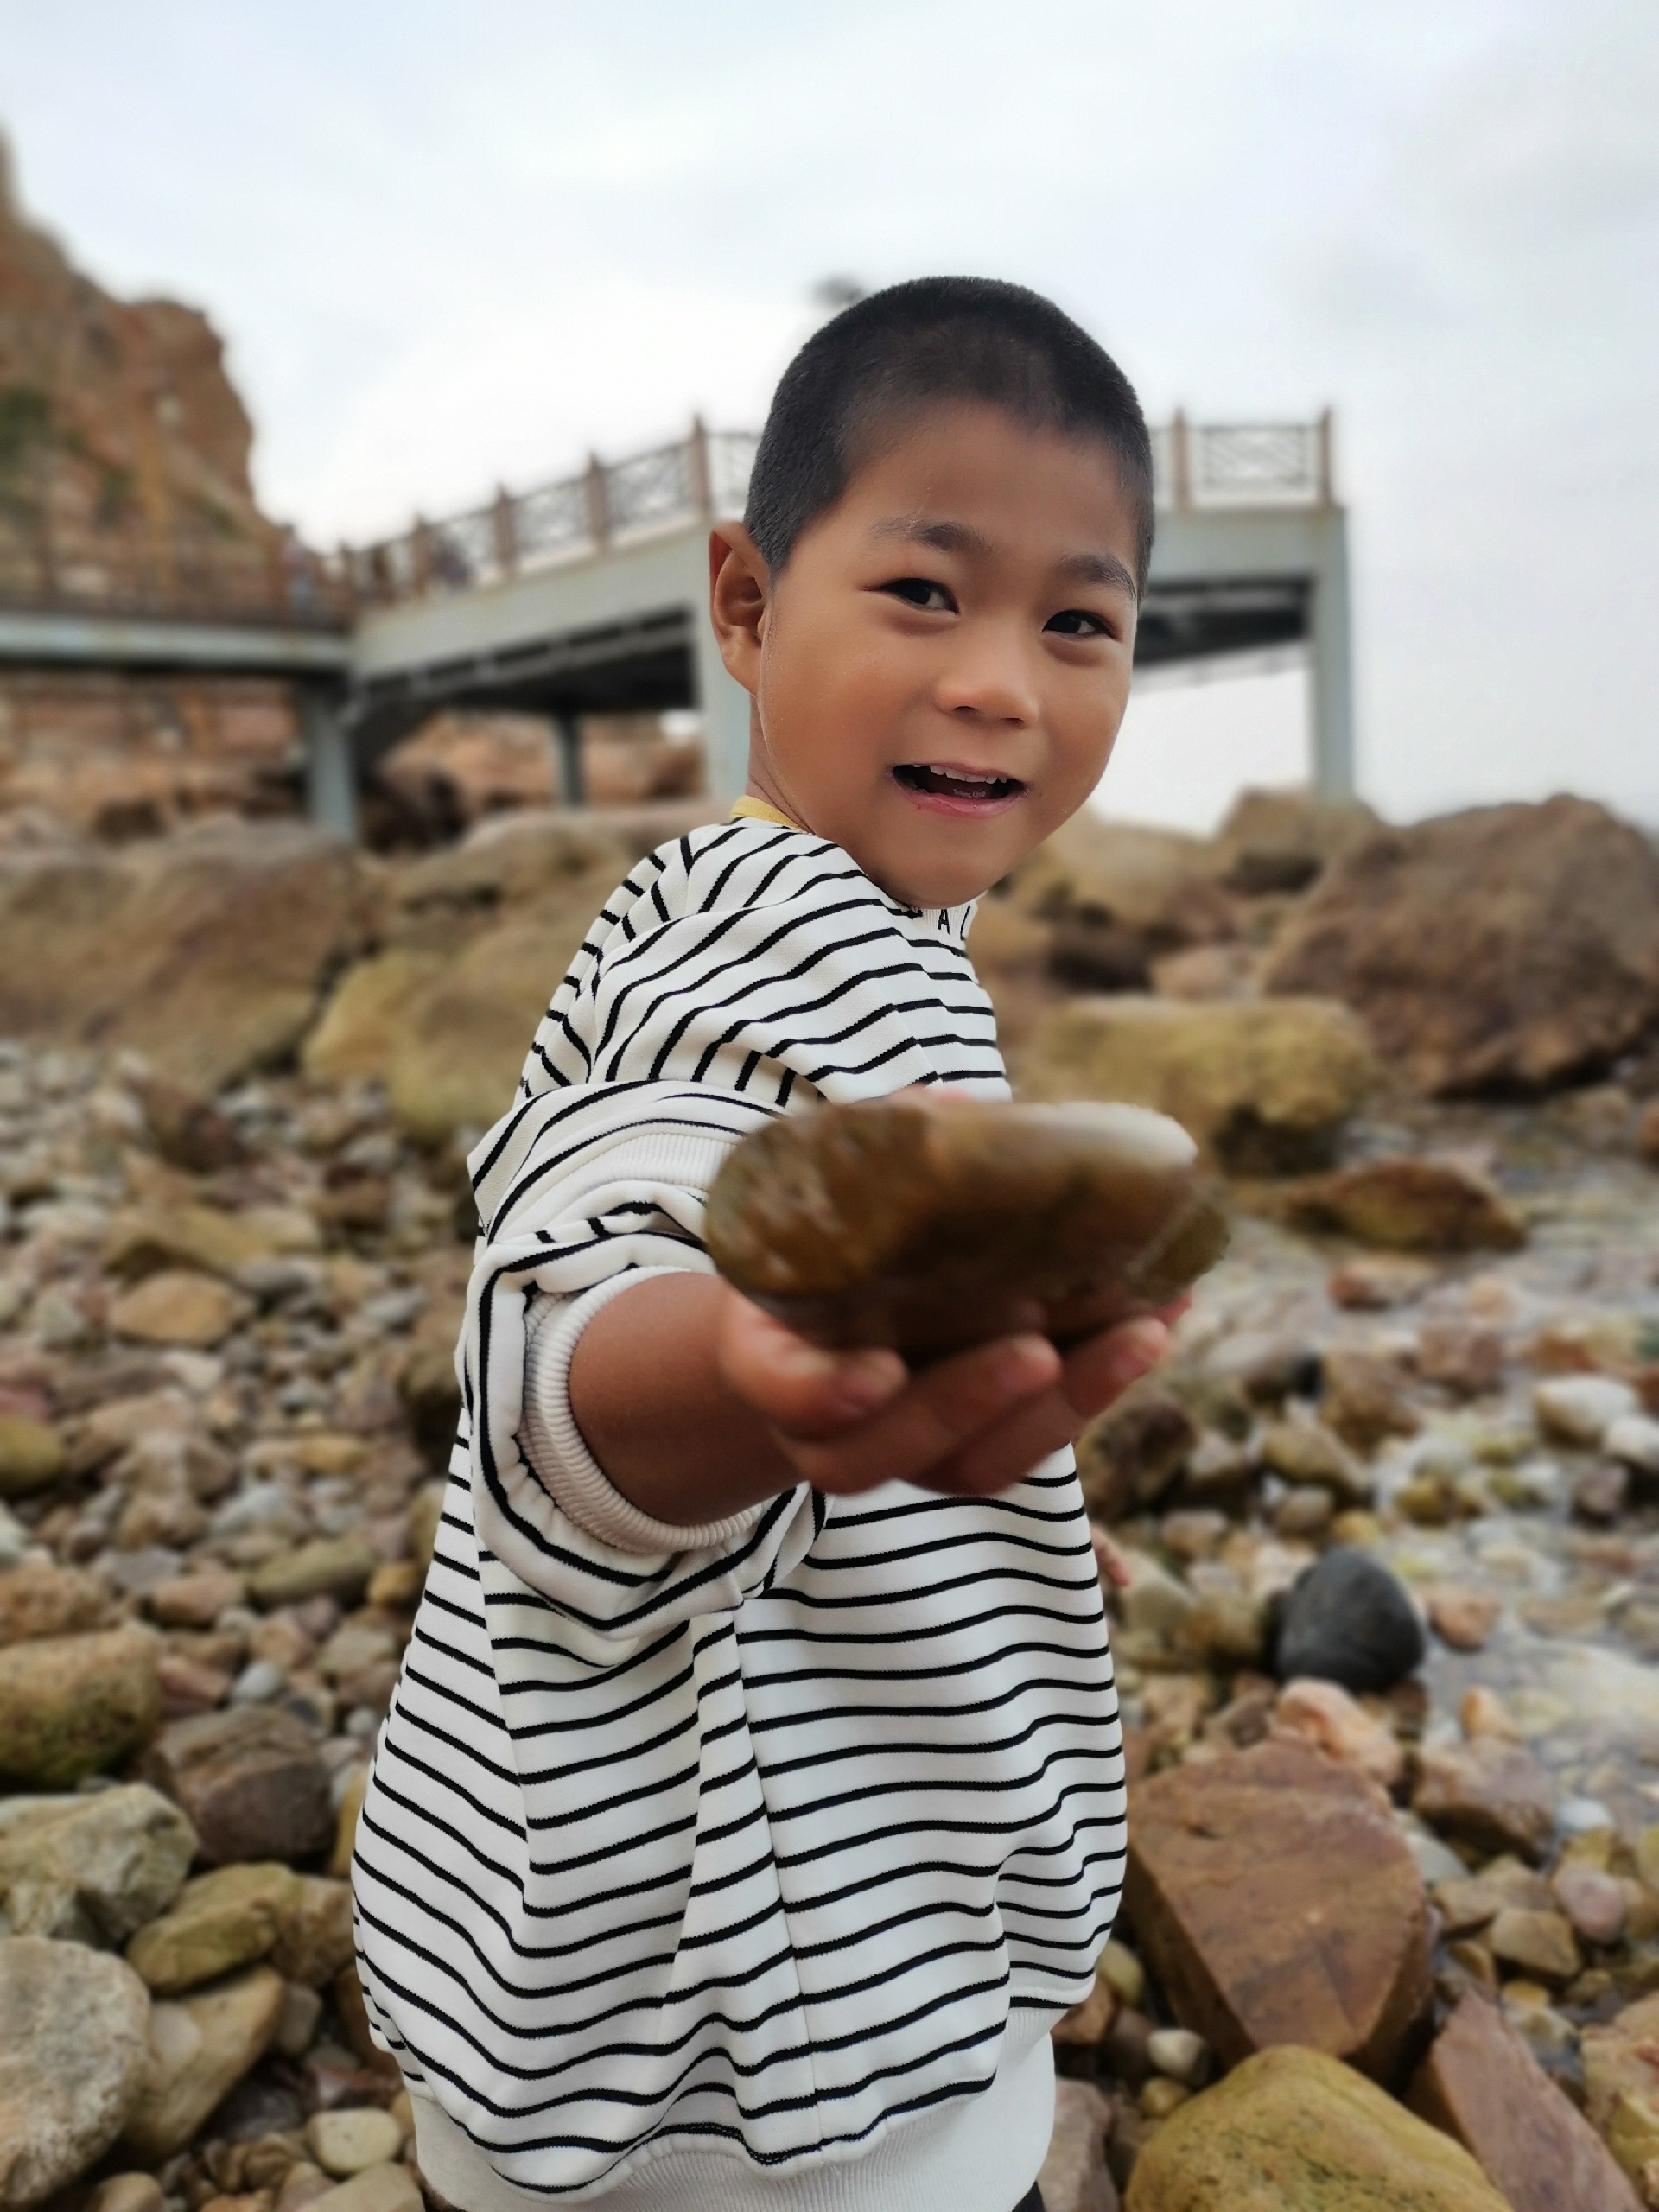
(714, 1284), (1183, 1500)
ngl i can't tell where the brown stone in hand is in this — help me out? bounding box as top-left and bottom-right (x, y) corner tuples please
(705, 1096), (1230, 1355)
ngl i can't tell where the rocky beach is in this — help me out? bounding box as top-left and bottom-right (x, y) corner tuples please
(0, 783), (1656, 2212)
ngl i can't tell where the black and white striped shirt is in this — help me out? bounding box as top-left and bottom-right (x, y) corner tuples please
(354, 818), (1126, 2209)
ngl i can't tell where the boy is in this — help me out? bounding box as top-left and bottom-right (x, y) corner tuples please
(356, 277), (1169, 2211)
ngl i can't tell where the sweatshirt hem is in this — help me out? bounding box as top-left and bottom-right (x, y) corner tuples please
(407, 2015), (1054, 2212)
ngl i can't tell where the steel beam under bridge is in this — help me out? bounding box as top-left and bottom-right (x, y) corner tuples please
(346, 504), (1354, 824)
(0, 604), (359, 836)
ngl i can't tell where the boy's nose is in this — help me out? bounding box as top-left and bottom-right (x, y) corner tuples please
(932, 637), (1040, 727)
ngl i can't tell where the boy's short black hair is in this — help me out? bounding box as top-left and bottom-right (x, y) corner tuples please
(745, 276), (1154, 592)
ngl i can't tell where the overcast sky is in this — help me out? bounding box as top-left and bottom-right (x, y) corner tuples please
(2, 0), (1655, 829)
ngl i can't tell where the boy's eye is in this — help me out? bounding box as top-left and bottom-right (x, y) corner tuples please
(880, 576), (957, 613)
(1045, 608), (1114, 639)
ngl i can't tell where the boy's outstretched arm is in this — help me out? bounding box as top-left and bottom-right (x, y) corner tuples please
(566, 1272), (1173, 1530)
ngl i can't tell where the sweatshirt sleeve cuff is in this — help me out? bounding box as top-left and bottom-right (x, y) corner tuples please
(520, 1272), (771, 1558)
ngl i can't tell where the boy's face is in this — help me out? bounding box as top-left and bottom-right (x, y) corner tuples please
(710, 401), (1141, 909)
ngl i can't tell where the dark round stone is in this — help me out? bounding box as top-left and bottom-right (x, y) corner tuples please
(1273, 1547), (1426, 1694)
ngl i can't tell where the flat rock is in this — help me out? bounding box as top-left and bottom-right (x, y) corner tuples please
(118, 1961), (285, 2163)
(0, 1624), (162, 1788)
(141, 1706), (333, 1865)
(1414, 1737), (1558, 1864)
(1016, 993), (1377, 1173)
(1283, 1159), (1527, 1253)
(247, 1536), (377, 1611)
(1261, 793), (1659, 1094)
(1408, 1990), (1639, 2211)
(1274, 1548), (1427, 1694)
(1123, 2045), (1507, 2209)
(0, 1935), (152, 2208)
(0, 1783), (195, 1944)
(0, 1414), (64, 1500)
(1037, 2077), (1120, 2212)
(109, 1269), (245, 1349)
(0, 1558), (107, 1647)
(1123, 1740), (1432, 2080)
(126, 1860), (302, 1994)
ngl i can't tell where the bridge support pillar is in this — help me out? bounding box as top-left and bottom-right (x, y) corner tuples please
(553, 713), (586, 806)
(692, 618), (753, 801)
(1306, 510), (1355, 800)
(300, 685), (358, 842)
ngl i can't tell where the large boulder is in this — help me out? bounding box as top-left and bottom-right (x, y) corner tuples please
(0, 1784), (195, 1944)
(0, 820), (374, 1092)
(1212, 785), (1382, 895)
(1016, 995), (1377, 1171)
(1123, 1740), (1432, 2081)
(0, 1625), (162, 1789)
(1124, 2046), (1509, 2211)
(1007, 814), (1238, 991)
(1263, 795), (1659, 1094)
(305, 806), (666, 1142)
(140, 1705), (333, 1865)
(1408, 1991), (1639, 2211)
(0, 1936), (153, 2209)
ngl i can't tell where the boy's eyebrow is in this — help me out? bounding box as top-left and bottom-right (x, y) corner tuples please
(869, 515), (1136, 597)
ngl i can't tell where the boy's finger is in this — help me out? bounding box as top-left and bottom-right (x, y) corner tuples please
(716, 1295), (906, 1435)
(923, 1382), (1087, 1497)
(1058, 1314), (1170, 1416)
(794, 1332), (1060, 1491)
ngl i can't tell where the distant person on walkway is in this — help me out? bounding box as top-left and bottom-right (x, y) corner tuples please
(354, 277), (1169, 2212)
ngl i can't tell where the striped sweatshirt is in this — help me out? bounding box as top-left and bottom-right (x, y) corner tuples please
(353, 815), (1127, 2211)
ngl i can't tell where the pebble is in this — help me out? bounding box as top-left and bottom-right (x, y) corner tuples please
(1096, 1937), (1147, 2011)
(1274, 1676), (1403, 1789)
(1486, 1905), (1581, 1983)
(1553, 1864), (1628, 1946)
(1274, 1548), (1427, 1694)
(1425, 1584), (1501, 1651)
(1258, 1419), (1373, 1505)
(0, 1782), (196, 1944)
(1606, 1413), (1659, 1476)
(1572, 1460), (1630, 1523)
(0, 1411), (67, 1498)
(1414, 1736), (1559, 1863)
(1146, 2026), (1212, 2088)
(305, 2107), (407, 2177)
(1534, 1374), (1640, 1447)
(305, 2168), (423, 2212)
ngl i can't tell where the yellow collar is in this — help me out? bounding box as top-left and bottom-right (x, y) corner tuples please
(729, 795), (804, 831)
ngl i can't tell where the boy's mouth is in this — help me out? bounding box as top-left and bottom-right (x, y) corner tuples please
(892, 762), (1027, 817)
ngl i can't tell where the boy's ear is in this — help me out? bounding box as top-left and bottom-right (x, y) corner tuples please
(709, 524), (769, 696)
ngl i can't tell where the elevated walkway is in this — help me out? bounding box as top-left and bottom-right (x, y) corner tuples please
(0, 417), (1352, 842)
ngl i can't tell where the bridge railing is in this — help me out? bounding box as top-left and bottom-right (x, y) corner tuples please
(339, 413), (1332, 609)
(0, 412), (1335, 626)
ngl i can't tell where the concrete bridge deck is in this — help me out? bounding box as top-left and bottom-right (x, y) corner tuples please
(0, 415), (1351, 840)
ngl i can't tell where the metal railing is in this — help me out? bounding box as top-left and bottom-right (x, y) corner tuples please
(340, 412), (1333, 609)
(0, 411), (1333, 626)
(1150, 411), (1333, 511)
